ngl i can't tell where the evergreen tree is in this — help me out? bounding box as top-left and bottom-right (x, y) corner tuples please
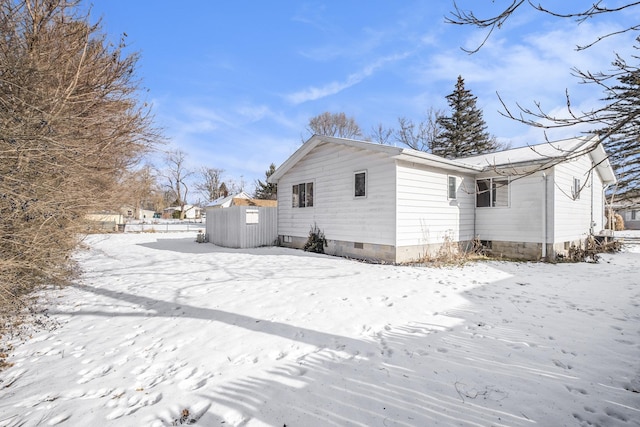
(434, 75), (498, 158)
(254, 163), (278, 200)
(218, 182), (229, 198)
(599, 60), (640, 199)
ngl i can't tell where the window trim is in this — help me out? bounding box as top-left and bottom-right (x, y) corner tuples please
(292, 181), (314, 208)
(354, 170), (367, 199)
(476, 177), (510, 208)
(447, 175), (457, 200)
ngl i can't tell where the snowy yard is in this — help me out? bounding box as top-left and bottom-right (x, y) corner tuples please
(1, 231), (639, 426)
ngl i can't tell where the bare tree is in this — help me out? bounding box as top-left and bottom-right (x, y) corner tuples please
(447, 1), (640, 198)
(120, 165), (162, 218)
(162, 150), (194, 219)
(195, 167), (225, 202)
(447, 1), (640, 53)
(368, 123), (394, 145)
(395, 108), (444, 152)
(306, 112), (363, 139)
(0, 0), (159, 300)
(226, 176), (246, 195)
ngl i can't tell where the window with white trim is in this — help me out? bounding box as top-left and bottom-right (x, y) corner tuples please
(476, 177), (509, 207)
(448, 176), (457, 199)
(632, 210), (637, 220)
(292, 182), (314, 208)
(354, 171), (366, 198)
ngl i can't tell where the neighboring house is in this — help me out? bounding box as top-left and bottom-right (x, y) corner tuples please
(86, 211), (124, 232)
(614, 198), (640, 230)
(120, 206), (156, 221)
(268, 134), (616, 262)
(163, 204), (202, 220)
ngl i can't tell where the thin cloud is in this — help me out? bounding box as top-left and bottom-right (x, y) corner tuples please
(286, 52), (411, 104)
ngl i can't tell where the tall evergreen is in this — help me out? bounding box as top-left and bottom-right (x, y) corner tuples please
(599, 63), (640, 200)
(254, 163), (278, 200)
(434, 75), (497, 158)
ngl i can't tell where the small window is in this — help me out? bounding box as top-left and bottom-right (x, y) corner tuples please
(632, 210), (637, 220)
(448, 176), (457, 199)
(572, 178), (581, 200)
(246, 209), (259, 224)
(354, 171), (366, 198)
(476, 177), (509, 208)
(292, 182), (314, 208)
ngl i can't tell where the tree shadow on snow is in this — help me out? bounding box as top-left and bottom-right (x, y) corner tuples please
(136, 237), (327, 258)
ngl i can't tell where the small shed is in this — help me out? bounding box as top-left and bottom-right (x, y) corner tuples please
(205, 205), (277, 248)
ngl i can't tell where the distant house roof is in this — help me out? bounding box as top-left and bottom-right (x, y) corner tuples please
(206, 192), (275, 208)
(207, 191), (251, 208)
(231, 198), (277, 207)
(268, 134), (616, 185)
(163, 204), (201, 212)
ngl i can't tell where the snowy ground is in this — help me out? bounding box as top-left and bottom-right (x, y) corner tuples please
(1, 231), (639, 427)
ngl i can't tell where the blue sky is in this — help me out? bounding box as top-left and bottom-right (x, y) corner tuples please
(87, 1), (638, 198)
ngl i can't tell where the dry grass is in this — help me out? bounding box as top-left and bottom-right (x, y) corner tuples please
(0, 289), (58, 373)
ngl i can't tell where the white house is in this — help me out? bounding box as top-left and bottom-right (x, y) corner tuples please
(268, 134), (616, 262)
(163, 204), (202, 220)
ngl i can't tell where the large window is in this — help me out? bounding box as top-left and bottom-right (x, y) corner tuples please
(476, 177), (509, 207)
(292, 182), (314, 208)
(448, 176), (457, 199)
(354, 171), (366, 198)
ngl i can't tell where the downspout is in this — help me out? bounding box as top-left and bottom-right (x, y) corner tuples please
(603, 184), (611, 232)
(589, 171), (594, 235)
(541, 172), (547, 260)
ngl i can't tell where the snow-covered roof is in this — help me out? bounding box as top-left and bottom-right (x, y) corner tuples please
(459, 137), (588, 167)
(207, 191), (251, 208)
(459, 135), (616, 184)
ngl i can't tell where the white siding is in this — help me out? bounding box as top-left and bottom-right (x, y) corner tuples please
(276, 141), (397, 245)
(395, 161), (475, 246)
(552, 155), (603, 242)
(474, 171), (547, 243)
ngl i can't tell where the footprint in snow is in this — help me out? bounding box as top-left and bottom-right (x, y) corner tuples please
(46, 412), (71, 425)
(565, 385), (588, 395)
(77, 364), (112, 384)
(179, 376), (207, 391)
